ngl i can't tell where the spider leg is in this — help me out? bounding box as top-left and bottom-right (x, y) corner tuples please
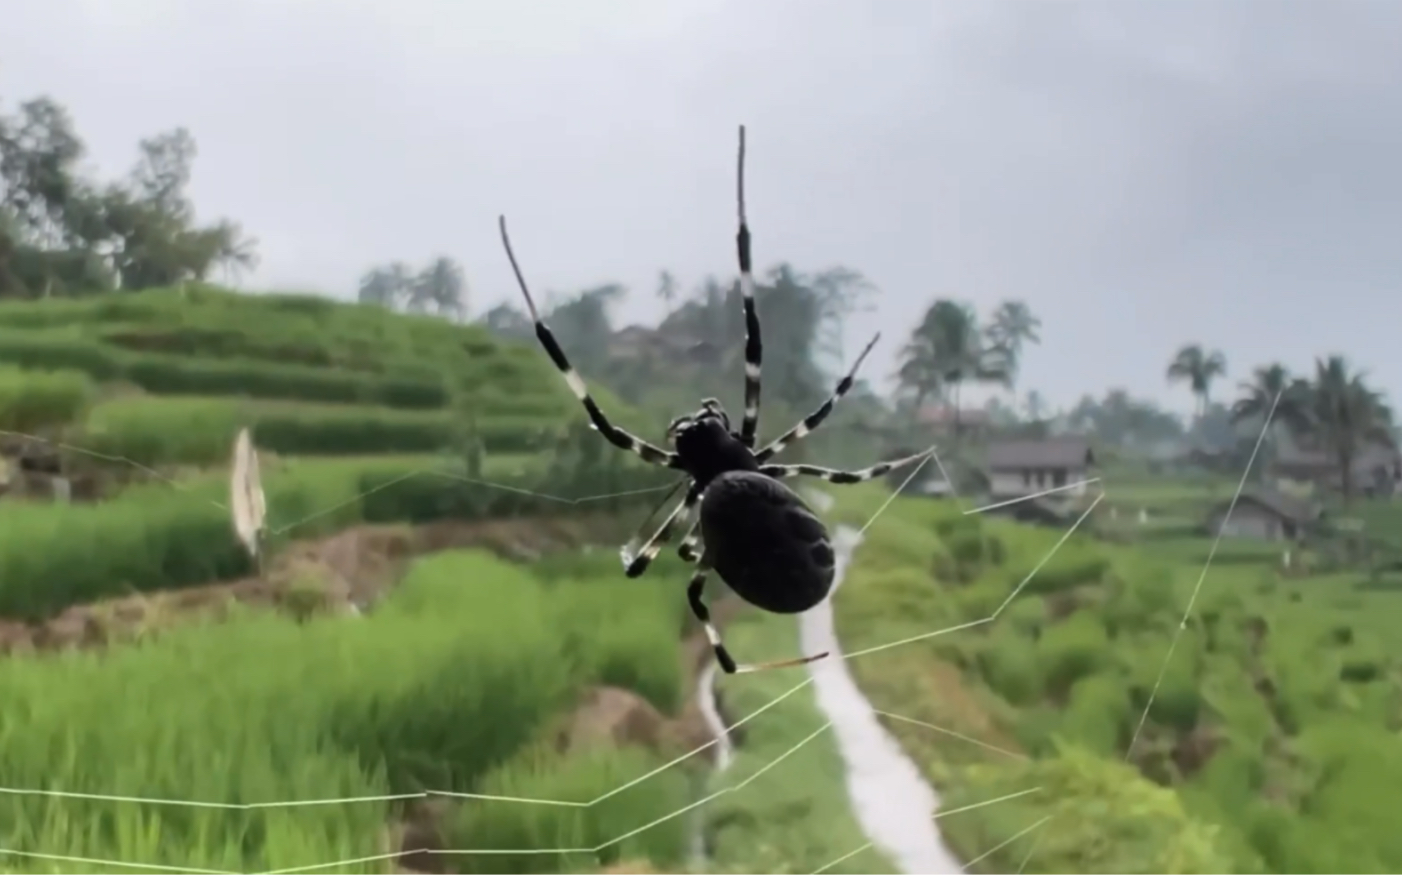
(755, 332), (881, 463)
(677, 519), (702, 563)
(687, 554), (829, 675)
(735, 126), (764, 449)
(622, 486), (701, 578)
(759, 447), (934, 485)
(499, 216), (680, 469)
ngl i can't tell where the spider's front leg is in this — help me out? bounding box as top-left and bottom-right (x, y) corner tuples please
(735, 126), (764, 449)
(499, 216), (680, 469)
(759, 447), (935, 485)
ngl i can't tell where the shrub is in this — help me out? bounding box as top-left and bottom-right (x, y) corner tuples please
(939, 746), (1233, 874)
(1014, 544), (1110, 596)
(1039, 613), (1111, 696)
(978, 633), (1044, 706)
(1059, 674), (1131, 756)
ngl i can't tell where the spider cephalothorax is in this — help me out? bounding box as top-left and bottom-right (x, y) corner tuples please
(498, 125), (930, 675)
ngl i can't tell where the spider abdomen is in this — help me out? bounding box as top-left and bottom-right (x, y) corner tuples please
(699, 470), (836, 615)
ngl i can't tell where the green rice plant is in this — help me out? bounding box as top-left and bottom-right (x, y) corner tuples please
(0, 448), (665, 620)
(81, 395), (246, 466)
(551, 576), (686, 714)
(0, 549), (574, 873)
(0, 366), (93, 433)
(446, 744), (691, 874)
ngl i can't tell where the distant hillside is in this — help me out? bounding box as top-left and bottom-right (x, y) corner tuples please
(0, 284), (642, 471)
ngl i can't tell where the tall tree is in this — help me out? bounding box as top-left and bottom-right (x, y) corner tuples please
(1230, 363), (1312, 436)
(898, 299), (1006, 433)
(412, 256), (466, 320)
(984, 300), (1043, 388)
(1306, 355), (1395, 505)
(1166, 344), (1228, 420)
(358, 266), (400, 308)
(807, 265), (877, 371)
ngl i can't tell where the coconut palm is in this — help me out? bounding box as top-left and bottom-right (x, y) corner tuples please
(1230, 363), (1312, 436)
(1166, 344), (1228, 420)
(985, 299), (1042, 388)
(1305, 355), (1396, 505)
(898, 299), (1006, 433)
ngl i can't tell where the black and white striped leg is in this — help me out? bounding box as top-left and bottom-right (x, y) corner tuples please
(623, 486), (701, 578)
(677, 519), (702, 562)
(735, 126), (764, 449)
(499, 216), (680, 469)
(759, 447), (934, 485)
(688, 557), (829, 675)
(755, 332), (882, 463)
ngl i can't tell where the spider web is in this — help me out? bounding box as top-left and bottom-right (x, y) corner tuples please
(0, 395), (1279, 874)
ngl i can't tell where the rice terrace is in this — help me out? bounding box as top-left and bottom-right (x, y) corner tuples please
(1, 84), (1401, 875)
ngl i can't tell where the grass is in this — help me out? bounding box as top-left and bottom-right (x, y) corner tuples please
(826, 480), (1402, 873)
(79, 394), (566, 466)
(0, 447), (669, 620)
(0, 285), (647, 474)
(0, 549), (692, 874)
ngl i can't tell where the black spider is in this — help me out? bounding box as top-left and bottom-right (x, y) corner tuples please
(498, 126), (931, 675)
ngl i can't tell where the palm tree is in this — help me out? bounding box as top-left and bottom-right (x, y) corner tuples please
(1230, 363), (1312, 436)
(985, 300), (1042, 388)
(1306, 355), (1396, 505)
(898, 299), (1006, 434)
(356, 266), (399, 308)
(1166, 344), (1228, 420)
(414, 256), (466, 320)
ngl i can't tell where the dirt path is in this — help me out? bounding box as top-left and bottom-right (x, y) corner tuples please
(800, 522), (964, 875)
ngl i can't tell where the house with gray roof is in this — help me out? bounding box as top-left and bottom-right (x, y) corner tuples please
(1270, 439), (1401, 498)
(1206, 488), (1321, 541)
(984, 436), (1097, 501)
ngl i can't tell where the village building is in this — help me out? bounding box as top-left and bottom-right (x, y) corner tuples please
(1205, 488), (1321, 541)
(984, 437), (1097, 500)
(1270, 440), (1401, 498)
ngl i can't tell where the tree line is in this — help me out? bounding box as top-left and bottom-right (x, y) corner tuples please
(357, 258), (467, 320)
(0, 94), (258, 298)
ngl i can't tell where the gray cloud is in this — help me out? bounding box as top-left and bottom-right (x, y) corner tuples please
(6, 0), (1400, 411)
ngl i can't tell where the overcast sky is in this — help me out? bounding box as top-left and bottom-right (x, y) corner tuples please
(6, 0), (1400, 414)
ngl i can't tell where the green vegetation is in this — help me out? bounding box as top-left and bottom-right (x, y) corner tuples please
(0, 551), (689, 874)
(830, 482), (1402, 873)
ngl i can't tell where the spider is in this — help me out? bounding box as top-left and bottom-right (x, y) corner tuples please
(498, 125), (932, 674)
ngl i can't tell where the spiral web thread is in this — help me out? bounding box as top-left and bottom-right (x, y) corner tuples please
(0, 393), (1277, 873)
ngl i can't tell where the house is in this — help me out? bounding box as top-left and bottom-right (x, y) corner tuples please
(1205, 488), (1321, 541)
(984, 437), (1097, 500)
(1270, 440), (1401, 498)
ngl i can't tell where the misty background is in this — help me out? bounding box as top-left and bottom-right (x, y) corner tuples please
(5, 0), (1400, 413)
